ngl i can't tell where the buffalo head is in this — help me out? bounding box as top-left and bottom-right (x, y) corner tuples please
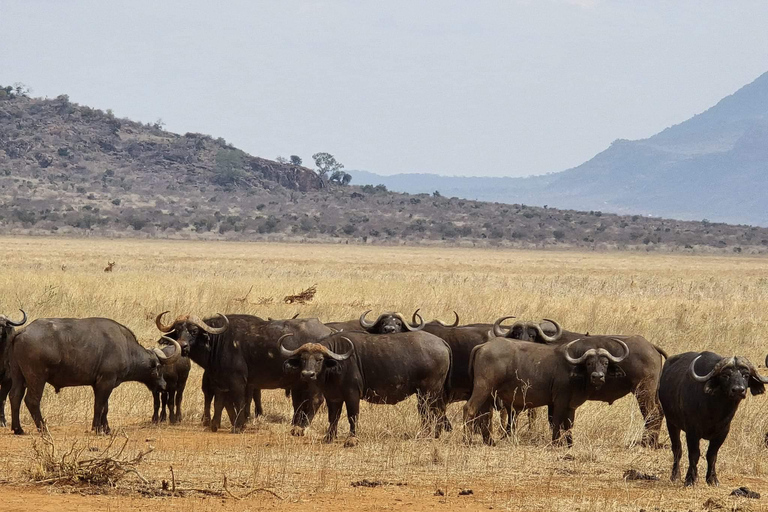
(492, 316), (562, 343)
(279, 333), (353, 381)
(563, 338), (629, 389)
(155, 311), (229, 354)
(690, 355), (768, 399)
(359, 310), (424, 334)
(147, 337), (183, 390)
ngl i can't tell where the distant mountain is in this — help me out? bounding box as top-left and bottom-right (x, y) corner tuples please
(3, 89), (768, 253)
(350, 71), (768, 226)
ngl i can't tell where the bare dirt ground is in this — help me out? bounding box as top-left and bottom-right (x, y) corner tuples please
(2, 237), (768, 511)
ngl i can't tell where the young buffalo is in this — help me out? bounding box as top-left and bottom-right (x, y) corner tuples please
(659, 352), (768, 486)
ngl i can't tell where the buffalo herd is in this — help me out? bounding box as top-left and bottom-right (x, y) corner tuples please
(0, 307), (766, 487)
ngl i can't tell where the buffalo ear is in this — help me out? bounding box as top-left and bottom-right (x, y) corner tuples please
(283, 358), (301, 373)
(749, 377), (766, 396)
(703, 380), (718, 395)
(323, 359), (342, 374)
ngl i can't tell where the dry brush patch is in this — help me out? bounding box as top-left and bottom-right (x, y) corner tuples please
(1, 236), (768, 511)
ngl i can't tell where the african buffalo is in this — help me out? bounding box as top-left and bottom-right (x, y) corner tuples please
(0, 310), (27, 427)
(9, 317), (181, 435)
(659, 352), (767, 486)
(152, 344), (191, 424)
(327, 310), (424, 334)
(465, 336), (634, 446)
(280, 330), (452, 446)
(491, 316), (666, 447)
(156, 312), (329, 434)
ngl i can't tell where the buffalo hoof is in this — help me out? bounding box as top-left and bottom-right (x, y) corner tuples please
(290, 426), (305, 437)
(323, 435), (335, 444)
(202, 417), (211, 427)
(12, 427), (24, 435)
(343, 436), (359, 448)
(210, 425), (218, 433)
(151, 417), (159, 424)
(706, 475), (719, 487)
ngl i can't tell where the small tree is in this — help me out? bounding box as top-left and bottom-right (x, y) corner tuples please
(290, 155), (302, 166)
(312, 152), (344, 180)
(329, 170), (352, 186)
(275, 156), (288, 164)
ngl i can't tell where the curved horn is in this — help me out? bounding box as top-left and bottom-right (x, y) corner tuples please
(359, 310), (377, 329)
(155, 337), (182, 365)
(411, 308), (421, 326)
(563, 339), (593, 365)
(6, 309), (27, 327)
(765, 353), (768, 369)
(291, 312), (300, 320)
(192, 314), (229, 334)
(278, 333), (302, 358)
(492, 316), (516, 338)
(398, 312), (424, 331)
(324, 336), (354, 360)
(435, 311), (460, 327)
(601, 338), (629, 363)
(155, 311), (174, 332)
(534, 318), (562, 343)
(689, 354), (720, 382)
(740, 356), (768, 384)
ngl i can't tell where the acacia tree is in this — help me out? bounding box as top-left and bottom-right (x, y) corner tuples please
(290, 155), (302, 165)
(312, 152), (344, 180)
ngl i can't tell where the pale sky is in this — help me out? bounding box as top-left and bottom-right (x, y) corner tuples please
(2, 1), (768, 177)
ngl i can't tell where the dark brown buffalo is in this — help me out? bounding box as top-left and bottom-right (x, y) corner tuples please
(327, 310), (424, 334)
(0, 310), (27, 427)
(659, 352), (767, 486)
(280, 330), (452, 446)
(490, 316), (666, 447)
(156, 312), (329, 434)
(465, 336), (651, 446)
(10, 317), (180, 434)
(152, 344), (191, 424)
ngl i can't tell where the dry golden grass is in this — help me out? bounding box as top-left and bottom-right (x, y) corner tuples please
(1, 235), (768, 511)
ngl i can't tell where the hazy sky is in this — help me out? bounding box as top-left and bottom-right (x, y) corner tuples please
(2, 1), (768, 177)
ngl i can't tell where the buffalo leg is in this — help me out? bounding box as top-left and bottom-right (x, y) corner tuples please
(668, 420), (682, 481)
(92, 385), (113, 434)
(344, 395), (361, 447)
(550, 403), (574, 447)
(684, 434), (701, 486)
(705, 431), (727, 486)
(172, 388), (184, 424)
(160, 392), (168, 423)
(210, 392), (226, 432)
(152, 391), (161, 423)
(201, 372), (212, 426)
(463, 382), (494, 445)
(290, 385), (321, 435)
(325, 400), (344, 443)
(253, 388), (263, 417)
(9, 365), (27, 435)
(0, 377), (11, 427)
(23, 377), (46, 432)
(636, 385), (663, 448)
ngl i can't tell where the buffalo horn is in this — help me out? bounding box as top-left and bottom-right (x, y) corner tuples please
(492, 316), (516, 337)
(397, 312), (424, 331)
(411, 308), (422, 326)
(154, 337), (182, 365)
(434, 311), (460, 327)
(359, 310), (380, 329)
(279, 333), (301, 357)
(564, 339), (595, 365)
(740, 356), (768, 384)
(5, 309), (27, 327)
(326, 336), (354, 360)
(192, 314), (229, 334)
(689, 355), (732, 382)
(155, 311), (175, 332)
(535, 318), (562, 342)
(601, 338), (630, 363)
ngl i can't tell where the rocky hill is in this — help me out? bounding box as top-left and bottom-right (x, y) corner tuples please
(350, 71), (768, 227)
(2, 90), (768, 253)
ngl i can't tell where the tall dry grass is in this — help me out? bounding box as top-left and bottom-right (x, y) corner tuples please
(1, 236), (768, 510)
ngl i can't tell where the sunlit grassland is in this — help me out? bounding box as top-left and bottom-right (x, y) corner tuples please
(1, 236), (767, 511)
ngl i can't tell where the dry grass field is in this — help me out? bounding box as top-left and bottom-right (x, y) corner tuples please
(1, 236), (768, 511)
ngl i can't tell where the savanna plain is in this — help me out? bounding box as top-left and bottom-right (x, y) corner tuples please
(1, 236), (768, 512)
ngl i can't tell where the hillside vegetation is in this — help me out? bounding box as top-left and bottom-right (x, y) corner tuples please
(2, 91), (768, 252)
